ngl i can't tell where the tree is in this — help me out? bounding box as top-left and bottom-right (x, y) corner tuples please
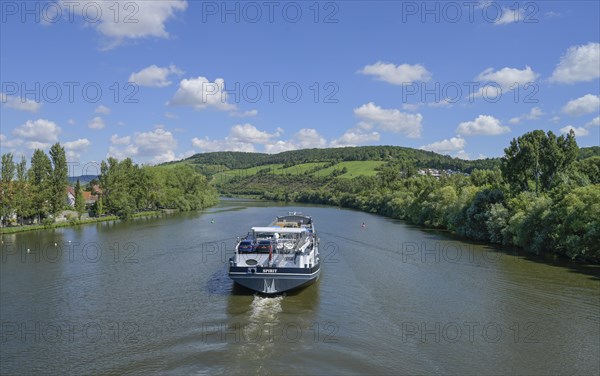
(29, 149), (52, 223)
(49, 143), (68, 216)
(1, 153), (16, 226)
(502, 130), (578, 194)
(74, 179), (85, 220)
(14, 156), (33, 226)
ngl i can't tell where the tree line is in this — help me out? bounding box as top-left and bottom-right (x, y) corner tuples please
(221, 130), (600, 262)
(0, 144), (218, 226)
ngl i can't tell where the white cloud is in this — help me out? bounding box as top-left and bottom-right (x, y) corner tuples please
(0, 134), (23, 149)
(25, 141), (52, 150)
(129, 64), (183, 87)
(455, 150), (471, 160)
(358, 62), (431, 85)
(585, 116), (600, 128)
(95, 105), (111, 115)
(64, 138), (91, 160)
(60, 0), (188, 49)
(457, 115), (510, 136)
(494, 7), (524, 25)
(420, 136), (466, 154)
(169, 76), (238, 112)
(263, 140), (298, 154)
(330, 129), (380, 148)
(12, 119), (61, 143)
(191, 137), (255, 153)
(550, 42), (600, 84)
(191, 126), (327, 153)
(1, 92), (41, 113)
(229, 124), (281, 144)
(509, 107), (543, 124)
(561, 94), (600, 116)
(110, 134), (131, 145)
(560, 125), (589, 137)
(294, 128), (327, 149)
(354, 102), (422, 138)
(88, 117), (105, 129)
(68, 119), (76, 125)
(473, 66), (539, 98)
(108, 128), (178, 164)
(231, 109), (259, 118)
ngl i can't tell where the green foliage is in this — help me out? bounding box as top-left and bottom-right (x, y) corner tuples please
(49, 143), (68, 215)
(502, 130), (578, 194)
(180, 146), (500, 172)
(1, 153), (16, 226)
(74, 179), (85, 219)
(1, 144), (218, 226)
(213, 129), (598, 262)
(553, 185), (600, 260)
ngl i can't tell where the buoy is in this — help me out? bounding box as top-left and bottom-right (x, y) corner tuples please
(27, 248), (30, 253)
(54, 243), (57, 247)
(211, 219), (215, 224)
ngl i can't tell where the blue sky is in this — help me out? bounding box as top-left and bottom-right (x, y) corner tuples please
(1, 1), (599, 171)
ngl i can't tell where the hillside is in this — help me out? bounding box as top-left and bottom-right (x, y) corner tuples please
(164, 145), (502, 172)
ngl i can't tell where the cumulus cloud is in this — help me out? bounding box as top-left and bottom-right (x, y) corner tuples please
(0, 92), (41, 113)
(12, 119), (61, 143)
(420, 136), (466, 154)
(229, 124), (282, 144)
(550, 42), (600, 84)
(561, 94), (600, 116)
(560, 125), (589, 137)
(585, 116), (600, 128)
(88, 117), (105, 130)
(129, 64), (183, 87)
(494, 7), (524, 25)
(60, 0), (188, 49)
(457, 115), (510, 136)
(191, 126), (327, 153)
(473, 66), (539, 98)
(358, 62), (431, 85)
(168, 76), (239, 112)
(353, 102), (422, 138)
(509, 107), (543, 124)
(110, 134), (131, 145)
(95, 105), (111, 115)
(64, 138), (91, 159)
(331, 132), (380, 147)
(230, 109), (259, 118)
(191, 137), (255, 153)
(107, 128), (178, 164)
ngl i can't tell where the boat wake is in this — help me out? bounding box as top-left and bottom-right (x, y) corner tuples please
(235, 295), (284, 373)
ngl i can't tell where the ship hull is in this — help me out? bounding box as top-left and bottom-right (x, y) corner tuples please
(229, 265), (320, 294)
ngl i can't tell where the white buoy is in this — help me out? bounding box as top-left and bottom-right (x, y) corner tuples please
(54, 243), (57, 247)
(27, 248), (30, 253)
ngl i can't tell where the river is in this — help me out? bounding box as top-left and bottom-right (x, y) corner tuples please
(1, 199), (598, 375)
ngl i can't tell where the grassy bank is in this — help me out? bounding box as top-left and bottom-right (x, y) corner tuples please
(0, 210), (168, 235)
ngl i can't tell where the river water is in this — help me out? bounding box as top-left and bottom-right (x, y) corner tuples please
(1, 199), (598, 375)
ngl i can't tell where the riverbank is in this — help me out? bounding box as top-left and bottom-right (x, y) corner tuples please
(229, 193), (600, 265)
(0, 210), (165, 235)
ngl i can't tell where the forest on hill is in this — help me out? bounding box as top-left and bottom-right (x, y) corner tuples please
(188, 131), (599, 262)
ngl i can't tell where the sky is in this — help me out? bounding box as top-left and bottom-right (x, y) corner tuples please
(1, 0), (599, 174)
